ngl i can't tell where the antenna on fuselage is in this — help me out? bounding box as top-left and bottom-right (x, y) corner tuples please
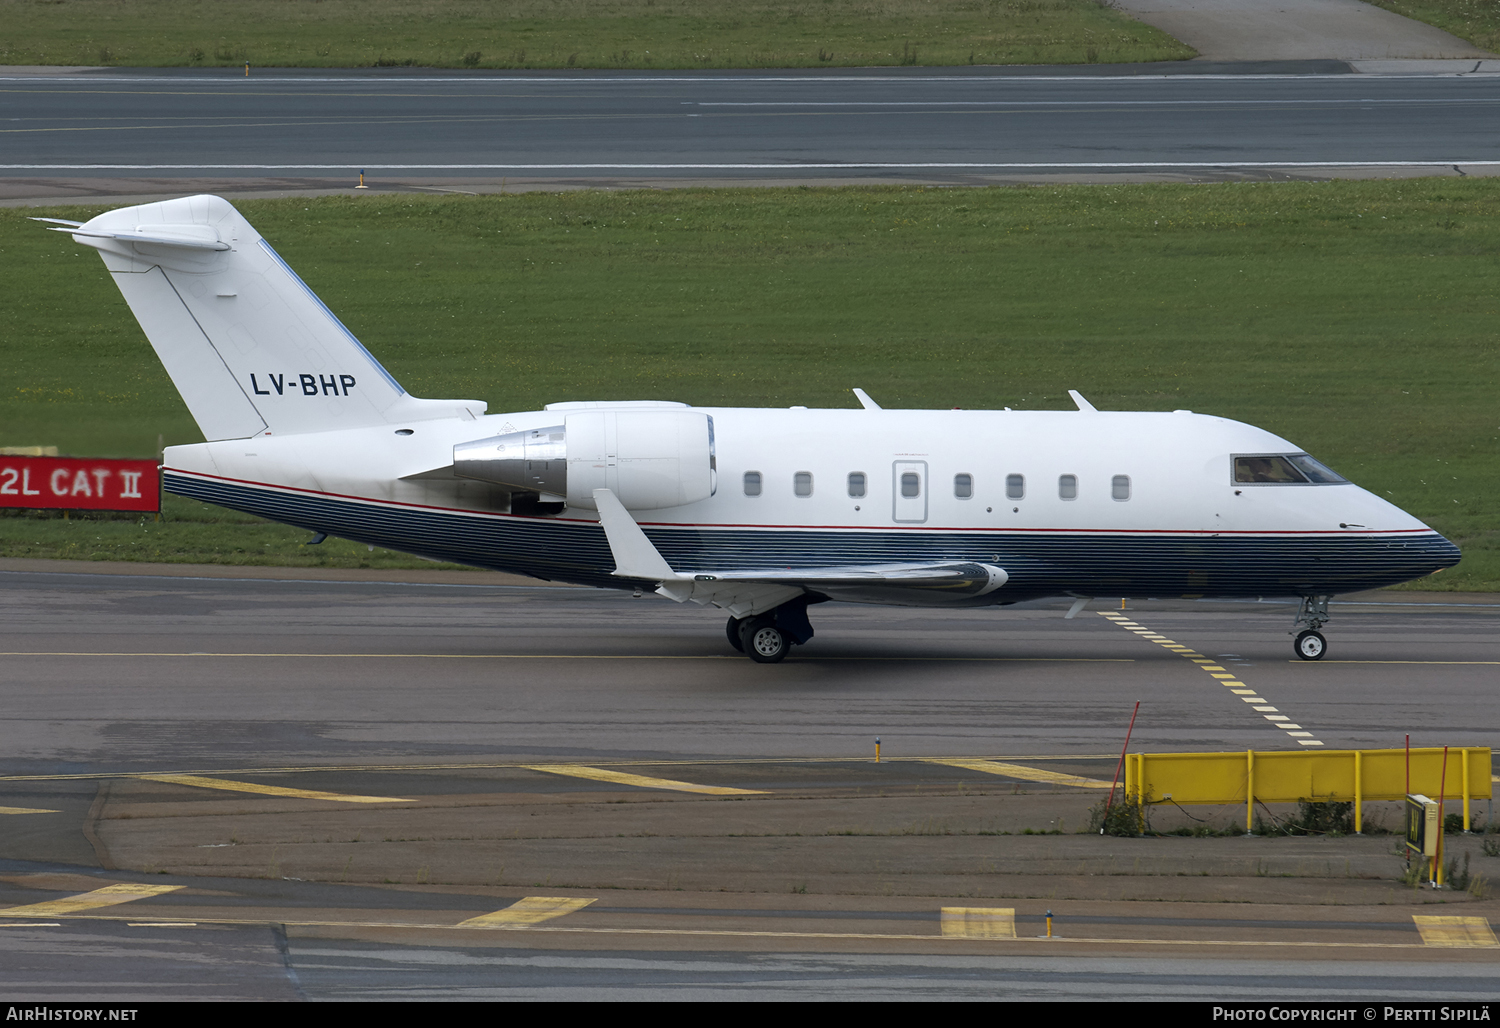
(1068, 389), (1098, 413)
(851, 388), (882, 411)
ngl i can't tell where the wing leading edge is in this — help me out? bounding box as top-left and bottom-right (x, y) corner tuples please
(592, 488), (1007, 617)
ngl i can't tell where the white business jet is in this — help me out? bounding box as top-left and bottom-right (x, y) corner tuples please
(40, 196), (1459, 662)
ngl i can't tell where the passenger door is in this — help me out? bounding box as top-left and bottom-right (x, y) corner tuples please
(892, 461), (927, 523)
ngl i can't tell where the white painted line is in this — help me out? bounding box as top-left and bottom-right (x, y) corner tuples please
(3, 161), (1498, 171)
(0, 74), (1474, 85)
(699, 99), (1500, 107)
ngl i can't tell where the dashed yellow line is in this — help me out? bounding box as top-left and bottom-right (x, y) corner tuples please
(0, 883), (182, 919)
(0, 905), (1468, 951)
(926, 759), (1113, 789)
(11, 912), (1464, 950)
(140, 774), (410, 804)
(0, 754), (1118, 785)
(521, 765), (767, 796)
(1413, 916), (1499, 948)
(458, 896), (596, 929)
(1099, 612), (1322, 746)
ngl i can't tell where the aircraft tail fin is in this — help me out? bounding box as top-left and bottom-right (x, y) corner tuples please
(57, 195), (485, 441)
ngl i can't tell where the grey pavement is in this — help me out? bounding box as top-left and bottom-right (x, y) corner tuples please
(1, 565), (1495, 769)
(1, 565), (1497, 998)
(1108, 0), (1494, 61)
(5, 69), (1500, 201)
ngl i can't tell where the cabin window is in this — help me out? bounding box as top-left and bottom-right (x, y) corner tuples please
(848, 472), (866, 498)
(743, 471), (762, 496)
(794, 471), (813, 497)
(1112, 475), (1131, 501)
(954, 474), (973, 499)
(1059, 474), (1077, 500)
(900, 472), (921, 498)
(1005, 474), (1025, 500)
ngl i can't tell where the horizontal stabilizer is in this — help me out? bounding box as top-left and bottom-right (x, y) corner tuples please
(62, 226), (230, 251)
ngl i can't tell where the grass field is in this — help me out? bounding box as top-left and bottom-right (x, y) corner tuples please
(0, 0), (1193, 69)
(3, 179), (1497, 586)
(1365, 0), (1500, 55)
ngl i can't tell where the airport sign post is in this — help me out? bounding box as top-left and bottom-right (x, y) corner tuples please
(0, 454), (160, 513)
(1405, 793), (1440, 887)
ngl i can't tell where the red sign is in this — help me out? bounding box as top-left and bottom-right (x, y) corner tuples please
(0, 456), (160, 512)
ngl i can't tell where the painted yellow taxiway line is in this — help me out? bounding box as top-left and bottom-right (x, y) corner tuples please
(1098, 612), (1324, 746)
(1413, 916), (1500, 948)
(0, 753), (1117, 784)
(458, 896), (596, 928)
(21, 911), (1486, 951)
(140, 774), (411, 804)
(0, 883), (182, 919)
(925, 759), (1113, 789)
(0, 652), (1130, 663)
(522, 765), (767, 795)
(0, 806), (59, 815)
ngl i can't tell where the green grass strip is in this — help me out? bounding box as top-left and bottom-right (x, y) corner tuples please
(1364, 0), (1500, 56)
(3, 179), (1495, 585)
(0, 0), (1193, 70)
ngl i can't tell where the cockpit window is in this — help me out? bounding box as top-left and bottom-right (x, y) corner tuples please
(1234, 454), (1347, 485)
(1286, 454), (1347, 484)
(1234, 456), (1305, 483)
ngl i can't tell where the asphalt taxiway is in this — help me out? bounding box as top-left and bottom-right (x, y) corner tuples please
(0, 562), (1496, 998)
(6, 65), (1500, 203)
(1, 562), (1497, 767)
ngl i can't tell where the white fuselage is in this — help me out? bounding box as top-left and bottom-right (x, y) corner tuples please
(162, 404), (1455, 603)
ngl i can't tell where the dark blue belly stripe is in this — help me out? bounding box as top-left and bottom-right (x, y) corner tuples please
(163, 472), (1462, 601)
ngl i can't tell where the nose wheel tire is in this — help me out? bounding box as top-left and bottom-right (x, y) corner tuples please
(1294, 630), (1326, 661)
(740, 617), (789, 663)
(726, 616), (745, 653)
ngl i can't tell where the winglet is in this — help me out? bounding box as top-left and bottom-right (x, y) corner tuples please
(593, 488), (683, 582)
(852, 388), (882, 411)
(1068, 389), (1098, 413)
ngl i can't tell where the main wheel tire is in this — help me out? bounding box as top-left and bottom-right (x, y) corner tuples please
(740, 617), (789, 663)
(726, 616), (745, 653)
(1294, 630), (1327, 661)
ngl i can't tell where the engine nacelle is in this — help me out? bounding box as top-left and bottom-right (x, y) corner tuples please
(453, 410), (716, 510)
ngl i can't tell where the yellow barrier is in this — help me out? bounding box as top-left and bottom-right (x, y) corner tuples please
(1123, 747), (1491, 833)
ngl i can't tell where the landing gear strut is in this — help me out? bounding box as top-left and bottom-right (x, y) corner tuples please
(725, 597), (818, 663)
(1292, 595), (1330, 661)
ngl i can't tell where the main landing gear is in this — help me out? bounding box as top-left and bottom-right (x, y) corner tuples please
(726, 597), (817, 664)
(1292, 595), (1330, 661)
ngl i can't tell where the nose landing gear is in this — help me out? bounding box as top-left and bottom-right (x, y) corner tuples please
(1291, 596), (1330, 660)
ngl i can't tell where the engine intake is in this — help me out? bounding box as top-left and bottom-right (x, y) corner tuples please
(454, 410), (716, 510)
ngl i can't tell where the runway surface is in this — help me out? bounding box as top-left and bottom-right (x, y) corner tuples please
(2, 567), (1498, 771)
(5, 67), (1500, 199)
(0, 564), (1496, 998)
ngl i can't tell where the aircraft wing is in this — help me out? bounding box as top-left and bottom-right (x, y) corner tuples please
(593, 488), (1006, 616)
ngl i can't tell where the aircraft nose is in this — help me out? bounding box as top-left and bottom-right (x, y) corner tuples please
(1391, 528), (1462, 582)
